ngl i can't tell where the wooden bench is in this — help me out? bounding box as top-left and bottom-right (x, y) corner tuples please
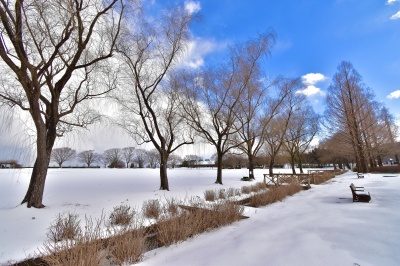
(357, 172), (364, 178)
(263, 173), (311, 189)
(349, 183), (371, 202)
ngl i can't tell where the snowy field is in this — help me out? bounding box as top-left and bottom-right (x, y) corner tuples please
(0, 168), (399, 265)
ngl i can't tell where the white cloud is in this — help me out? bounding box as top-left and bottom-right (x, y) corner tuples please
(390, 11), (400, 19)
(302, 73), (327, 86)
(387, 0), (398, 5)
(179, 39), (220, 69)
(296, 86), (326, 96)
(387, 90), (400, 99)
(297, 73), (327, 96)
(184, 1), (201, 15)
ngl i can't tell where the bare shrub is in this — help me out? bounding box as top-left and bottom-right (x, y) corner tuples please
(47, 212), (81, 242)
(41, 212), (146, 266)
(312, 171), (335, 184)
(42, 215), (106, 266)
(218, 189), (226, 200)
(204, 189), (217, 201)
(249, 183), (302, 207)
(108, 228), (145, 264)
(109, 204), (135, 226)
(156, 199), (244, 247)
(227, 187), (241, 198)
(241, 185), (252, 194)
(143, 199), (161, 220)
(210, 201), (244, 227)
(156, 212), (192, 247)
(250, 182), (267, 193)
(164, 197), (181, 217)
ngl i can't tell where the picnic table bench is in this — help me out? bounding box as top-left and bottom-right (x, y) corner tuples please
(263, 173), (311, 189)
(349, 183), (371, 202)
(357, 172), (364, 178)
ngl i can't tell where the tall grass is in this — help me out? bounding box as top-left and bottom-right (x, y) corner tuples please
(249, 183), (303, 207)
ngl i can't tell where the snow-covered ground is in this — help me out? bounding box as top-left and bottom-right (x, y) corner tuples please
(0, 168), (399, 265)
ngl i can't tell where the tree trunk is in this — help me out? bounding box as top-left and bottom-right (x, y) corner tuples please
(377, 155), (383, 167)
(159, 150), (169, 190)
(215, 151), (223, 184)
(395, 154), (399, 165)
(290, 154), (296, 174)
(21, 125), (56, 208)
(268, 157), (274, 176)
(248, 153), (255, 179)
(297, 151), (304, 174)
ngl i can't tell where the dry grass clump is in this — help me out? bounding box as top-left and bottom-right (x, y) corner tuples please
(312, 171), (335, 184)
(42, 215), (106, 266)
(156, 212), (192, 246)
(227, 187), (241, 198)
(241, 182), (267, 195)
(41, 213), (146, 266)
(156, 200), (244, 247)
(143, 199), (162, 219)
(241, 185), (252, 194)
(218, 189), (227, 199)
(47, 212), (81, 242)
(204, 189), (217, 201)
(205, 188), (241, 201)
(109, 204), (135, 226)
(251, 182), (267, 192)
(249, 183), (302, 207)
(164, 197), (181, 216)
(107, 228), (145, 264)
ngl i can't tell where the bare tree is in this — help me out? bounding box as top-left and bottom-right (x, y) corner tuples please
(319, 132), (355, 170)
(183, 154), (201, 167)
(380, 106), (399, 164)
(264, 78), (303, 175)
(168, 154), (182, 168)
(117, 6), (196, 190)
(0, 0), (125, 208)
(51, 147), (76, 168)
(284, 102), (320, 174)
(98, 154), (111, 168)
(134, 148), (148, 168)
(103, 148), (123, 168)
(180, 35), (274, 184)
(147, 149), (160, 168)
(122, 147), (135, 168)
(325, 61), (372, 173)
(77, 150), (100, 167)
(229, 32), (278, 179)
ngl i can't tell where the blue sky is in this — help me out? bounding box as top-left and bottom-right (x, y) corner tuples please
(174, 0), (400, 116)
(2, 0), (400, 163)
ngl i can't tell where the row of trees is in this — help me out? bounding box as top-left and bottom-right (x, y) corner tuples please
(323, 61), (399, 172)
(50, 147), (186, 169)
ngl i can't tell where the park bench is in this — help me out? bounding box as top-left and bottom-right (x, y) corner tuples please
(349, 183), (371, 202)
(263, 173), (311, 189)
(357, 172), (364, 178)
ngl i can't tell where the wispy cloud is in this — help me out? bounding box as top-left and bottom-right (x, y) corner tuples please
(387, 0), (399, 5)
(390, 11), (400, 19)
(387, 90), (400, 99)
(184, 1), (201, 15)
(297, 73), (327, 96)
(179, 39), (220, 69)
